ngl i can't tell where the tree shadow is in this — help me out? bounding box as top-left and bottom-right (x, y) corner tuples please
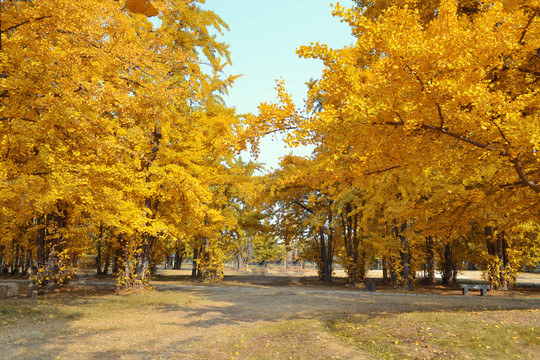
(1, 278), (538, 359)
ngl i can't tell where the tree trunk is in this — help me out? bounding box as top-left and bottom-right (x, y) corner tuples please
(0, 245), (6, 273)
(393, 220), (413, 290)
(118, 234), (156, 290)
(134, 234), (154, 285)
(103, 250), (110, 276)
(340, 203), (366, 284)
(237, 252), (245, 270)
(31, 214), (49, 294)
(191, 247), (199, 279)
(31, 207), (72, 293)
(117, 124), (162, 291)
(318, 226), (333, 283)
(36, 215), (46, 268)
(400, 232), (412, 291)
(247, 236), (253, 264)
(382, 256), (389, 284)
(96, 223), (104, 275)
(173, 252), (184, 270)
(201, 237), (221, 282)
(23, 249), (32, 274)
(112, 237), (123, 275)
(425, 235), (435, 284)
(441, 242), (456, 285)
(123, 239), (132, 289)
(485, 227), (513, 291)
(11, 242), (20, 274)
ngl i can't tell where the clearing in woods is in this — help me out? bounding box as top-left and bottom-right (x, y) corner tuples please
(1, 267), (539, 359)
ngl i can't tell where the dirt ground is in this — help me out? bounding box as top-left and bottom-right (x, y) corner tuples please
(153, 266), (540, 298)
(1, 268), (540, 359)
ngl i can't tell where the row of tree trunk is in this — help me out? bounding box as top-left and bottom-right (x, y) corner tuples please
(485, 226), (513, 291)
(340, 202), (366, 284)
(3, 205), (516, 293)
(0, 243), (33, 275)
(315, 213), (466, 290)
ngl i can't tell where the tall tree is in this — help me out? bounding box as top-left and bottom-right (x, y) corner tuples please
(241, 0), (540, 289)
(1, 0), (239, 290)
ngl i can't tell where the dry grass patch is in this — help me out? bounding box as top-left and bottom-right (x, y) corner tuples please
(0, 288), (370, 359)
(328, 309), (539, 359)
(2, 278), (539, 359)
(0, 290), (220, 359)
(196, 319), (365, 360)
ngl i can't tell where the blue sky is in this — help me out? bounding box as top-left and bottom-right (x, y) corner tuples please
(205, 0), (355, 171)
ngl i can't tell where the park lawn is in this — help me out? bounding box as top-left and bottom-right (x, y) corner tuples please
(327, 309), (539, 359)
(1, 285), (539, 359)
(0, 289), (359, 359)
(1, 290), (212, 359)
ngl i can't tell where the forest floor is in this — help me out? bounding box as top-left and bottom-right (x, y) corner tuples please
(1, 267), (539, 359)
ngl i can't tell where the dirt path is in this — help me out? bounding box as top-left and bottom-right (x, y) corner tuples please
(151, 281), (540, 319)
(2, 274), (540, 359)
(142, 280), (539, 359)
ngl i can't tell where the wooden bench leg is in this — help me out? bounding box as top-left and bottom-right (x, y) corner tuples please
(462, 287), (468, 295)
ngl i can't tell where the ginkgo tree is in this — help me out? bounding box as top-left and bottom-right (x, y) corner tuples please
(264, 155), (337, 282)
(1, 0), (239, 290)
(242, 0), (540, 290)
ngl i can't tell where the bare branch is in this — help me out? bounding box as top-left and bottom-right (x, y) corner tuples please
(383, 112), (405, 127)
(78, 112), (105, 136)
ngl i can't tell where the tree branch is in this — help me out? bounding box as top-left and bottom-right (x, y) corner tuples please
(292, 200), (314, 214)
(421, 124), (497, 152)
(435, 102), (444, 129)
(500, 180), (528, 189)
(363, 165), (401, 176)
(0, 116), (37, 123)
(489, 116), (512, 146)
(511, 157), (540, 193)
(401, 59), (425, 91)
(421, 124), (539, 193)
(518, 11), (538, 45)
(56, 29), (156, 78)
(382, 116), (540, 193)
(1, 16), (53, 34)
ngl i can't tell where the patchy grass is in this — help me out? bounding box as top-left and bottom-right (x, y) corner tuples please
(1, 277), (539, 359)
(199, 319), (352, 360)
(0, 290), (215, 359)
(0, 289), (362, 359)
(1, 289), (201, 323)
(327, 309), (539, 359)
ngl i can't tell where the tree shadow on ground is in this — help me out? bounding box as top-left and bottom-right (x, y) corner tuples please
(1, 276), (539, 360)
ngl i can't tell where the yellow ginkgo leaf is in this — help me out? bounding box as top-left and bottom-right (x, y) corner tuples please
(125, 0), (158, 17)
